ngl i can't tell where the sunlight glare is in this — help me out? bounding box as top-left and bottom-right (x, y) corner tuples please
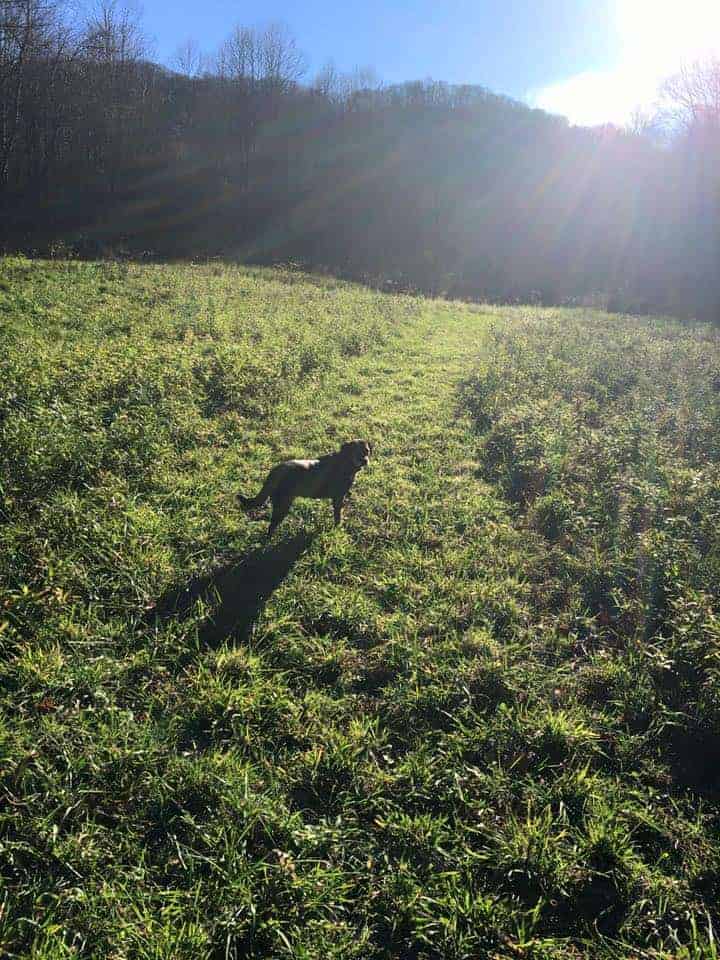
(618, 0), (720, 69)
(531, 0), (720, 126)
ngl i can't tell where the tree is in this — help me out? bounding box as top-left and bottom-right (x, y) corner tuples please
(172, 36), (205, 78)
(216, 22), (305, 89)
(259, 22), (305, 89)
(660, 57), (720, 131)
(314, 59), (340, 99)
(657, 58), (720, 321)
(81, 0), (146, 63)
(0, 0), (68, 187)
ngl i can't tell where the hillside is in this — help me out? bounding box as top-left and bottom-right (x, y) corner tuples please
(1, 258), (720, 959)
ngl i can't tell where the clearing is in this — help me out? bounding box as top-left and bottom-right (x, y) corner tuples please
(1, 258), (719, 959)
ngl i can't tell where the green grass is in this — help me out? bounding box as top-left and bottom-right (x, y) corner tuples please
(1, 256), (720, 959)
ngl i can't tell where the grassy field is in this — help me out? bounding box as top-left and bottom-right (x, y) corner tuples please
(1, 256), (720, 959)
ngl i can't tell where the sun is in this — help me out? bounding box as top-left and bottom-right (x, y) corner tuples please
(617, 0), (720, 73)
(531, 0), (720, 126)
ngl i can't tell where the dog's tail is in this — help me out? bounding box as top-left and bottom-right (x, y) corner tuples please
(238, 470), (280, 511)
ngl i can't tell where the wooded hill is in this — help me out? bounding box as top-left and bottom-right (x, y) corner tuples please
(2, 2), (719, 318)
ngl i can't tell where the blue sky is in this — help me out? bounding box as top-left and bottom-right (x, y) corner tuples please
(143, 1), (615, 97)
(140, 0), (720, 126)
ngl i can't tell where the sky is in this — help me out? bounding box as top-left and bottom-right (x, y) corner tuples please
(137, 0), (720, 127)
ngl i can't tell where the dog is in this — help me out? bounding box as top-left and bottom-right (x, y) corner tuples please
(238, 439), (371, 539)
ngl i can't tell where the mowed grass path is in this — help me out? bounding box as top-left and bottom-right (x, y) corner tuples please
(2, 260), (718, 959)
(232, 299), (509, 633)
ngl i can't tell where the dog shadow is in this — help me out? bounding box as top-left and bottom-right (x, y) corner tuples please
(147, 532), (313, 646)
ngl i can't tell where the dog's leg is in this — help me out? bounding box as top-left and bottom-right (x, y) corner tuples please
(267, 496), (292, 539)
(239, 469), (280, 512)
(332, 496), (345, 526)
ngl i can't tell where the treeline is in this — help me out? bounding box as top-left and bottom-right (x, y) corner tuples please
(2, 0), (719, 318)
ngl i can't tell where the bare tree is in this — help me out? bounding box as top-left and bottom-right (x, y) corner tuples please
(75, 1), (149, 199)
(314, 58), (340, 98)
(660, 58), (720, 131)
(0, 0), (69, 186)
(259, 21), (305, 88)
(172, 35), (204, 77)
(81, 0), (146, 63)
(216, 22), (305, 88)
(342, 65), (381, 110)
(313, 60), (380, 104)
(216, 24), (258, 82)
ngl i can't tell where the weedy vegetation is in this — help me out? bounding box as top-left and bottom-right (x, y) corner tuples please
(1, 256), (719, 959)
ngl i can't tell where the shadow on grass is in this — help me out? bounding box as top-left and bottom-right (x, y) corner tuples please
(148, 532), (313, 646)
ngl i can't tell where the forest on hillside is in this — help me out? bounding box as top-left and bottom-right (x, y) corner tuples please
(2, 0), (719, 318)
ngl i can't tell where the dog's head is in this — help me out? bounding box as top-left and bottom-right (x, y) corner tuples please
(341, 439), (371, 469)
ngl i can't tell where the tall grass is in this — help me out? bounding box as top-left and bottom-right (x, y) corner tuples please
(461, 312), (720, 789)
(2, 259), (720, 958)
